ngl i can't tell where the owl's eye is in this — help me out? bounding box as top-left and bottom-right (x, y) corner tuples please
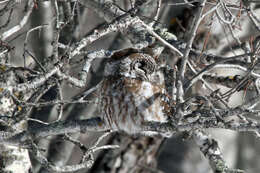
(135, 60), (146, 72)
(130, 57), (156, 81)
(132, 58), (155, 75)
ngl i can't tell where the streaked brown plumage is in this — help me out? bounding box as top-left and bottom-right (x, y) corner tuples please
(99, 48), (172, 135)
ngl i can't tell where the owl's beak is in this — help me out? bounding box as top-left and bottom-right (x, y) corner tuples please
(137, 71), (149, 81)
(144, 73), (150, 81)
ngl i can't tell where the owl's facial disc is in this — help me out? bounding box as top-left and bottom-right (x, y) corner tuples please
(132, 57), (155, 80)
(133, 61), (147, 80)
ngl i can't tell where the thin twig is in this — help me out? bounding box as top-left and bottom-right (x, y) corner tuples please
(0, 0), (34, 41)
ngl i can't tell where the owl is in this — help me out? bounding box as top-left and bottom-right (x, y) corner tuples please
(99, 48), (172, 136)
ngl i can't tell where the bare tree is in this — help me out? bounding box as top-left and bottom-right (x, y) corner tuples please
(0, 0), (260, 173)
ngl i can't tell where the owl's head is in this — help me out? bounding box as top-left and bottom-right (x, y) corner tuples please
(104, 51), (157, 81)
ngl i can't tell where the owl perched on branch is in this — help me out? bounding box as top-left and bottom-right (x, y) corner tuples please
(99, 48), (172, 136)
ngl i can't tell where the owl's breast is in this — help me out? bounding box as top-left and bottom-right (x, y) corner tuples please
(127, 79), (169, 123)
(100, 77), (170, 134)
